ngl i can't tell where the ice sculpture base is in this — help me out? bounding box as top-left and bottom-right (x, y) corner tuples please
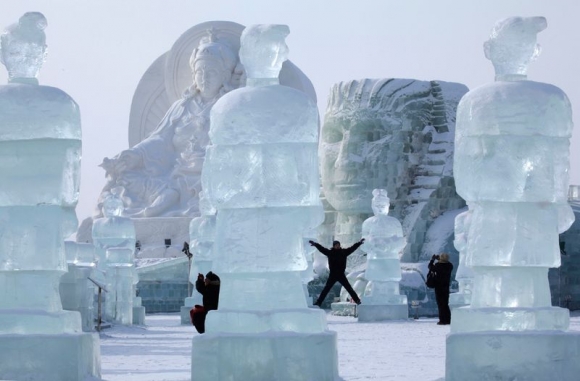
(133, 306), (145, 325)
(357, 304), (408, 322)
(446, 330), (580, 381)
(449, 292), (471, 307)
(331, 301), (357, 316)
(191, 330), (338, 381)
(206, 308), (328, 334)
(451, 306), (570, 333)
(0, 332), (100, 381)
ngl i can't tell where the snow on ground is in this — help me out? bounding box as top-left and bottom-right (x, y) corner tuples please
(100, 312), (580, 381)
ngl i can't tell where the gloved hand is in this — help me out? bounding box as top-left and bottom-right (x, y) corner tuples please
(308, 240), (315, 246)
(360, 238), (365, 244)
(197, 273), (204, 281)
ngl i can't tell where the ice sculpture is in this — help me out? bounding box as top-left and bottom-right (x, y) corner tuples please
(446, 17), (580, 380)
(357, 190), (408, 321)
(60, 241), (97, 332)
(192, 24), (338, 380)
(448, 207), (473, 307)
(0, 12), (100, 380)
(92, 193), (137, 324)
(320, 79), (468, 266)
(180, 192), (216, 324)
(98, 31), (239, 218)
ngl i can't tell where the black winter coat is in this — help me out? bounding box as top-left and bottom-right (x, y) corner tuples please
(312, 241), (363, 274)
(195, 276), (220, 311)
(428, 260), (453, 289)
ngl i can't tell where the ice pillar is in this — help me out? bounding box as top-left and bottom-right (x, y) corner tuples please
(191, 24), (338, 381)
(0, 13), (100, 380)
(448, 208), (474, 307)
(446, 17), (580, 380)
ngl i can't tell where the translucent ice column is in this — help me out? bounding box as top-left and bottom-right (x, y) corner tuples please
(60, 241), (97, 332)
(357, 189), (408, 321)
(180, 192), (216, 324)
(0, 12), (100, 380)
(446, 17), (580, 381)
(192, 24), (338, 381)
(92, 193), (136, 324)
(448, 208), (474, 307)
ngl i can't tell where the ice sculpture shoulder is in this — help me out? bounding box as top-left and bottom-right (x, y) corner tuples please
(455, 16), (573, 203)
(0, 12), (80, 143)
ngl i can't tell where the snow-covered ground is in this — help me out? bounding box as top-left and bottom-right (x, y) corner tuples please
(100, 311), (580, 381)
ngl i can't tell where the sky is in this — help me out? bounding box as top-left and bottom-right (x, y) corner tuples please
(1, 0), (579, 223)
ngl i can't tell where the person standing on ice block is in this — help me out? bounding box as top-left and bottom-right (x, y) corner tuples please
(309, 239), (365, 306)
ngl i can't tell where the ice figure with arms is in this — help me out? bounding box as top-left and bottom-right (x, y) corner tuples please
(446, 16), (580, 381)
(0, 12), (100, 380)
(191, 24), (338, 380)
(357, 189), (408, 321)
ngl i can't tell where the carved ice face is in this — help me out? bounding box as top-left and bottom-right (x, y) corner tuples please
(193, 59), (228, 99)
(371, 189), (390, 216)
(320, 116), (396, 213)
(239, 24), (289, 79)
(102, 195), (124, 217)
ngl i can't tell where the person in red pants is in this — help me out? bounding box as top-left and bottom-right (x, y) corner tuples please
(309, 239), (365, 307)
(190, 271), (220, 333)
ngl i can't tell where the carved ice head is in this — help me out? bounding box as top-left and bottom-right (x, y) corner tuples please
(102, 193), (124, 218)
(484, 16), (547, 80)
(371, 189), (390, 216)
(189, 30), (237, 99)
(0, 12), (47, 82)
(239, 24), (289, 79)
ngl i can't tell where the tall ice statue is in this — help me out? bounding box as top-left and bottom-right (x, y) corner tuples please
(446, 16), (580, 380)
(192, 24), (338, 380)
(0, 13), (101, 380)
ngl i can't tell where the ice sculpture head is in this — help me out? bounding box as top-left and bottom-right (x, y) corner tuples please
(239, 24), (289, 79)
(0, 12), (47, 82)
(102, 193), (124, 218)
(371, 189), (390, 216)
(190, 30), (237, 99)
(483, 16), (546, 80)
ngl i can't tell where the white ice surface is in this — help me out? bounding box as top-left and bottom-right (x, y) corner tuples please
(98, 312), (580, 380)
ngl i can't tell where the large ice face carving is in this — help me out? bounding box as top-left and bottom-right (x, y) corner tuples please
(0, 12), (47, 82)
(321, 107), (396, 214)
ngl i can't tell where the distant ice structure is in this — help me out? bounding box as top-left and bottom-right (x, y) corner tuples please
(191, 24), (338, 380)
(0, 12), (101, 380)
(357, 189), (408, 321)
(448, 207), (473, 307)
(319, 78), (468, 269)
(60, 241), (97, 331)
(446, 17), (580, 380)
(92, 193), (139, 325)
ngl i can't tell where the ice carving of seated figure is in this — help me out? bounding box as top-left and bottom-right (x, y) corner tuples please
(92, 193), (136, 275)
(452, 16), (574, 331)
(98, 32), (239, 218)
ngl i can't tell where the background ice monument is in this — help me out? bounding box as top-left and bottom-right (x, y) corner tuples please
(446, 16), (580, 380)
(191, 24), (338, 380)
(357, 189), (408, 321)
(0, 12), (100, 380)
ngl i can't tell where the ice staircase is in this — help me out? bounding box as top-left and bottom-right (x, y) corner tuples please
(402, 81), (458, 260)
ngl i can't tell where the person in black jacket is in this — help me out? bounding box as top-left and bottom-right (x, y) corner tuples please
(190, 271), (220, 333)
(309, 239), (365, 307)
(429, 253), (453, 325)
